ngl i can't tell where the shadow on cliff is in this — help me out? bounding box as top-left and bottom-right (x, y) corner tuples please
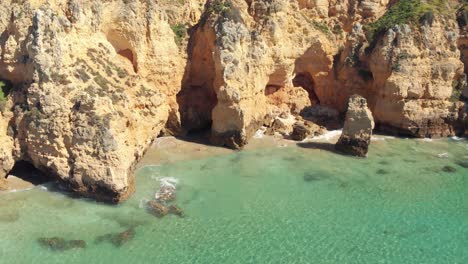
(176, 15), (218, 136)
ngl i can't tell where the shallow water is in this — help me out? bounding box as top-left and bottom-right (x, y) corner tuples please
(0, 138), (467, 263)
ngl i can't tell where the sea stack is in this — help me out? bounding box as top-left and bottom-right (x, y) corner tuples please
(335, 95), (375, 157)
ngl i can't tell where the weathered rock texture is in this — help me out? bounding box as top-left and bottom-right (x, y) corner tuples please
(0, 0), (467, 201)
(0, 0), (187, 202)
(335, 95), (375, 157)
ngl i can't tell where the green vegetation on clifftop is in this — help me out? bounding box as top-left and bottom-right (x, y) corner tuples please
(170, 24), (186, 46)
(365, 0), (453, 50)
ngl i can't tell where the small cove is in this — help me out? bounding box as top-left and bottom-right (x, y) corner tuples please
(0, 136), (467, 263)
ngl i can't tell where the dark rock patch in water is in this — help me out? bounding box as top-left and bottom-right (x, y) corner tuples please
(442, 166), (457, 173)
(303, 172), (328, 182)
(337, 180), (349, 189)
(38, 237), (86, 251)
(200, 164), (210, 171)
(283, 156), (298, 162)
(455, 160), (468, 168)
(378, 160), (390, 165)
(95, 228), (135, 247)
(376, 169), (389, 175)
(147, 201), (169, 217)
(147, 201), (185, 218)
(169, 205), (184, 217)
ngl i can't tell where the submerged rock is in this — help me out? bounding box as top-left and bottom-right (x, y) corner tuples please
(155, 177), (177, 203)
(335, 95), (375, 157)
(95, 228), (135, 247)
(303, 172), (327, 182)
(456, 160), (468, 168)
(376, 169), (389, 175)
(38, 237), (86, 251)
(442, 166), (457, 173)
(147, 201), (169, 218)
(169, 205), (184, 217)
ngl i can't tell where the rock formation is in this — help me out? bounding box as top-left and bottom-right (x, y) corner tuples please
(335, 95), (375, 157)
(0, 0), (466, 202)
(0, 0), (186, 202)
(38, 237), (86, 251)
(290, 120), (325, 141)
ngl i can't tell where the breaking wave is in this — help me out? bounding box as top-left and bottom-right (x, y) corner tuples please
(311, 130), (342, 141)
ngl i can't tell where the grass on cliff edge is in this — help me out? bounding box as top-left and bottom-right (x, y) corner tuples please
(170, 24), (186, 46)
(365, 0), (454, 50)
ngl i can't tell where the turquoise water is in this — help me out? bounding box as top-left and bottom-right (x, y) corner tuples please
(0, 137), (467, 263)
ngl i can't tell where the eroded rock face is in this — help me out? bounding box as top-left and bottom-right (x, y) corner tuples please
(0, 0), (467, 202)
(0, 0), (185, 202)
(335, 95), (374, 157)
(370, 21), (464, 138)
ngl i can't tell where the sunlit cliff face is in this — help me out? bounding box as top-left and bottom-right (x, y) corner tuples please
(0, 0), (466, 201)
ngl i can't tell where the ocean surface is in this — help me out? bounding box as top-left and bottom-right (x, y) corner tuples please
(0, 136), (467, 263)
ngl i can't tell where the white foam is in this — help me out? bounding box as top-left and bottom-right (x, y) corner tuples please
(159, 177), (178, 188)
(139, 165), (161, 170)
(451, 136), (463, 141)
(1, 186), (36, 193)
(417, 138), (433, 142)
(371, 135), (396, 141)
(437, 153), (449, 158)
(253, 127), (266, 139)
(311, 130), (342, 141)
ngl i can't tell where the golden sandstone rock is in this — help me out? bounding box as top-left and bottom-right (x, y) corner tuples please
(335, 95), (375, 157)
(0, 0), (466, 202)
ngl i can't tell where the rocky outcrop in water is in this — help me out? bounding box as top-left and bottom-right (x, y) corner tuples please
(38, 237), (86, 251)
(147, 177), (184, 218)
(290, 120), (325, 141)
(335, 95), (374, 157)
(0, 0), (467, 202)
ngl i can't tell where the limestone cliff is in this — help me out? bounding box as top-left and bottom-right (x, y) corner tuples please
(0, 0), (466, 202)
(0, 0), (186, 202)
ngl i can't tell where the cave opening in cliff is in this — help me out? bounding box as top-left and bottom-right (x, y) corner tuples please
(7, 161), (50, 185)
(117, 49), (137, 72)
(177, 29), (218, 135)
(263, 69), (321, 115)
(106, 32), (138, 73)
(292, 72), (320, 105)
